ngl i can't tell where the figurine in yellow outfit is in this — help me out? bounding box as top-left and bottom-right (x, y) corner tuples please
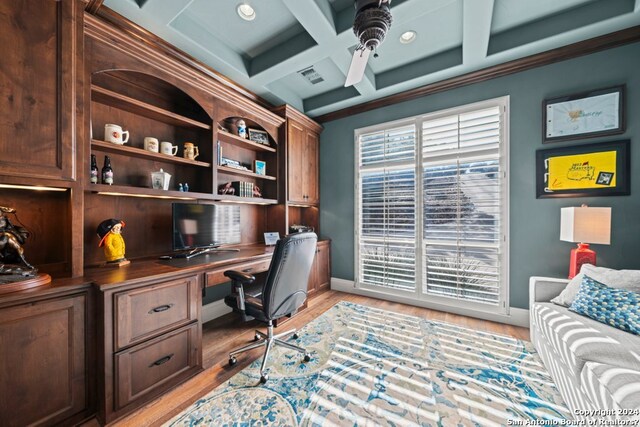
(97, 219), (130, 266)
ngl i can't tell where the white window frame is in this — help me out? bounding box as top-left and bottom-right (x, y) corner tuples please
(354, 96), (510, 315)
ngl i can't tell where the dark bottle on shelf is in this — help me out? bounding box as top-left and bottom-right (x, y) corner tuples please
(90, 154), (98, 184)
(102, 156), (114, 185)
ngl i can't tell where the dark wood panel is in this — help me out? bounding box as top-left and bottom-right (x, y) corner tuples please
(114, 275), (199, 350)
(315, 25), (640, 123)
(0, 293), (87, 426)
(0, 0), (77, 180)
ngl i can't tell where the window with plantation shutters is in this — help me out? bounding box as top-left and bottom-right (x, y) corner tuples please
(422, 106), (502, 305)
(356, 98), (508, 313)
(358, 125), (417, 291)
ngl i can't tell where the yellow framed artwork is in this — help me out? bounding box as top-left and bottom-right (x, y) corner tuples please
(536, 140), (629, 198)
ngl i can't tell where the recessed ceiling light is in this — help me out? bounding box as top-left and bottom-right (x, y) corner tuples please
(400, 30), (417, 44)
(237, 3), (256, 21)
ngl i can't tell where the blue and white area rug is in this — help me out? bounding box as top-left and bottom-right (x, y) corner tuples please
(166, 301), (569, 426)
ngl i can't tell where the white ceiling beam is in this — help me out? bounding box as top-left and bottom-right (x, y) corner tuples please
(462, 0), (495, 65)
(281, 0), (336, 42)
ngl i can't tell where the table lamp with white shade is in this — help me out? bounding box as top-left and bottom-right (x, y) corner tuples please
(560, 205), (611, 279)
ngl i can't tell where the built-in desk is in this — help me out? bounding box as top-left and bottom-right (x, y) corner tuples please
(85, 243), (275, 424)
(85, 244), (276, 291)
(84, 241), (329, 424)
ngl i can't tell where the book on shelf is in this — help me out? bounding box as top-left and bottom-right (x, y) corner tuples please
(230, 181), (255, 198)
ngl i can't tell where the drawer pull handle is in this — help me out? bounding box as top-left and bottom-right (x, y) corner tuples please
(149, 353), (174, 367)
(149, 304), (173, 314)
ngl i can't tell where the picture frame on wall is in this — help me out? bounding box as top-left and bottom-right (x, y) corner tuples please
(536, 139), (630, 198)
(543, 85), (625, 143)
(248, 129), (270, 146)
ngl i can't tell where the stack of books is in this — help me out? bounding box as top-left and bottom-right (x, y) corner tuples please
(231, 181), (255, 197)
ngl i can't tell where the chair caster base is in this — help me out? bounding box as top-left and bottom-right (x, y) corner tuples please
(229, 356), (237, 366)
(292, 333), (299, 340)
(260, 374), (269, 384)
(303, 354), (311, 362)
(254, 333), (261, 341)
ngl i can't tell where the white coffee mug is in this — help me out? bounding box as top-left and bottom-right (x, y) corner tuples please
(144, 137), (159, 153)
(105, 124), (129, 145)
(160, 141), (178, 156)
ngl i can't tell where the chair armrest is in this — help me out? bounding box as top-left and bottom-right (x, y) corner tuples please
(529, 276), (570, 307)
(224, 270), (255, 284)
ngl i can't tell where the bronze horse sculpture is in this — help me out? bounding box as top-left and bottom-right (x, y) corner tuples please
(0, 206), (33, 271)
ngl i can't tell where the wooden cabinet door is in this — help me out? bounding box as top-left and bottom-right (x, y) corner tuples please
(0, 0), (79, 181)
(307, 249), (319, 296)
(287, 121), (306, 203)
(305, 131), (319, 205)
(316, 242), (330, 292)
(0, 294), (87, 426)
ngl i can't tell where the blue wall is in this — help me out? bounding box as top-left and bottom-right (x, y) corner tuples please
(319, 42), (640, 309)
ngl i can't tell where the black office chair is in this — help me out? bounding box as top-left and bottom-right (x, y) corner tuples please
(224, 232), (318, 383)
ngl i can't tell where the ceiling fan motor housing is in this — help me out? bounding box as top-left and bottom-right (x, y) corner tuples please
(353, 0), (392, 51)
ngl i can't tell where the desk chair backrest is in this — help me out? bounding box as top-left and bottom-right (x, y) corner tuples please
(261, 232), (317, 320)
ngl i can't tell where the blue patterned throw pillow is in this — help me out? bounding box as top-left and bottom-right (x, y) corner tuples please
(569, 275), (640, 335)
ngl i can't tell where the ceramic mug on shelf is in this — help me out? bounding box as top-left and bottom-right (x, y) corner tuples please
(144, 137), (159, 153)
(160, 141), (178, 156)
(183, 142), (199, 160)
(105, 124), (129, 145)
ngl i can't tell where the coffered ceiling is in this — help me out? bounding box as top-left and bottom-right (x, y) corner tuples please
(103, 0), (640, 118)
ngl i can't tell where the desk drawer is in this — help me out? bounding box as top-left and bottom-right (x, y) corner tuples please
(205, 257), (272, 287)
(114, 323), (200, 410)
(114, 275), (199, 350)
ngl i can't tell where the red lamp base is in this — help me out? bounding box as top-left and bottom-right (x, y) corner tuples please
(568, 243), (596, 279)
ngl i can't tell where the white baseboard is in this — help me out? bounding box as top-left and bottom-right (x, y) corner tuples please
(331, 278), (530, 328)
(202, 299), (233, 324)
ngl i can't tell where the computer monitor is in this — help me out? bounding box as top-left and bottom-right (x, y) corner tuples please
(172, 203), (241, 251)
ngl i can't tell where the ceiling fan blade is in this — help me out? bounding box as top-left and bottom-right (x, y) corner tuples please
(344, 48), (371, 87)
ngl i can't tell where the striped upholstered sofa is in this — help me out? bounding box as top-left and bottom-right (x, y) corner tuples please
(529, 276), (640, 421)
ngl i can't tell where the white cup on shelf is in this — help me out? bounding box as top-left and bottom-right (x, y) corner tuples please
(104, 124), (129, 144)
(144, 137), (159, 153)
(160, 141), (178, 156)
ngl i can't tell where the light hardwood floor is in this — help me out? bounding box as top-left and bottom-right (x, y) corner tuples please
(86, 290), (529, 426)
